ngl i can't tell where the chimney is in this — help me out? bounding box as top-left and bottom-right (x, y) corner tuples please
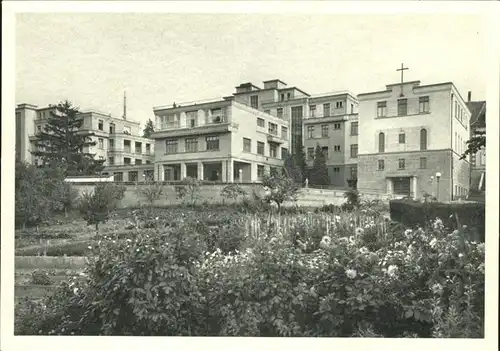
(467, 91), (471, 102)
(122, 91), (127, 120)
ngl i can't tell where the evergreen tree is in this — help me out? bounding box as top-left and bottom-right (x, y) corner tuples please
(142, 118), (155, 138)
(283, 154), (302, 183)
(460, 131), (485, 160)
(310, 144), (329, 186)
(293, 141), (308, 183)
(31, 100), (104, 176)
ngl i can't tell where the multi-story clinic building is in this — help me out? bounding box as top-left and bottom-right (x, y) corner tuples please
(15, 103), (155, 181)
(151, 96), (289, 182)
(356, 80), (471, 201)
(302, 92), (359, 187)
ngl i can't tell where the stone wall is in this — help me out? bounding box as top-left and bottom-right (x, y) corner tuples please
(70, 182), (351, 208)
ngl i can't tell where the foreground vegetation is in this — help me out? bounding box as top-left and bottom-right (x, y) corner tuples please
(15, 204), (484, 338)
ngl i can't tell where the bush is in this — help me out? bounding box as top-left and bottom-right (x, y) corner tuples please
(15, 241), (92, 256)
(79, 183), (126, 231)
(261, 172), (299, 213)
(389, 199), (485, 242)
(175, 177), (202, 207)
(220, 184), (247, 204)
(16, 211), (484, 338)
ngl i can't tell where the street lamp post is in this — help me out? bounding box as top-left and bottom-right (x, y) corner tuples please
(435, 172), (441, 202)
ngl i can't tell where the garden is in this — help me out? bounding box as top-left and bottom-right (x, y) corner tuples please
(14, 161), (485, 338)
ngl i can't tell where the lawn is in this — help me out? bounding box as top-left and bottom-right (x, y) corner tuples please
(14, 204), (484, 338)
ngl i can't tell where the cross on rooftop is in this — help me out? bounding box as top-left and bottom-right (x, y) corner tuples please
(396, 63), (409, 97)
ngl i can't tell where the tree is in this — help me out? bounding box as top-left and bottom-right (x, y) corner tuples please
(309, 144), (329, 186)
(220, 183), (247, 204)
(283, 154), (302, 184)
(31, 100), (104, 176)
(175, 177), (202, 207)
(460, 131), (485, 160)
(293, 141), (308, 183)
(135, 179), (164, 207)
(142, 118), (155, 138)
(261, 172), (299, 213)
(79, 183), (126, 231)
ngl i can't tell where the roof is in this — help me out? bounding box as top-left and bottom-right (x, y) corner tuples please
(263, 79), (287, 85)
(466, 101), (486, 127)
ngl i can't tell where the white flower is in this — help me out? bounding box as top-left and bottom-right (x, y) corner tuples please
(387, 265), (399, 278)
(431, 283), (444, 296)
(319, 236), (331, 250)
(73, 287), (79, 295)
(355, 227), (364, 236)
(127, 239), (132, 243)
(335, 215), (341, 222)
(458, 253), (464, 258)
(345, 269), (357, 279)
(87, 246), (92, 250)
(404, 229), (413, 237)
(429, 238), (438, 249)
(359, 247), (369, 254)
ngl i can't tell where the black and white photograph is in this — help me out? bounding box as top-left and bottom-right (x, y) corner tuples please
(1, 1), (498, 351)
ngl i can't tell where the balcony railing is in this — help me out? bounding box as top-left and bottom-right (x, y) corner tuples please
(157, 116), (228, 131)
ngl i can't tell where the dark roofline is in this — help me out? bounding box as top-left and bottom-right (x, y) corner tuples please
(235, 82), (261, 90)
(385, 80), (421, 88)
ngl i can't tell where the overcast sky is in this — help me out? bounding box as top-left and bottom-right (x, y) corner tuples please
(16, 13), (486, 128)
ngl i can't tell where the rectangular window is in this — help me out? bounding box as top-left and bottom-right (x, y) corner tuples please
(455, 101), (458, 118)
(307, 126), (314, 139)
(419, 157), (427, 169)
(270, 143), (278, 158)
(281, 126), (288, 140)
(165, 139), (178, 154)
(333, 167), (340, 173)
(264, 109), (271, 114)
(277, 108), (284, 118)
(280, 94), (285, 101)
(129, 171), (138, 182)
(307, 147), (314, 160)
(334, 123), (341, 130)
(399, 133), (406, 144)
(321, 124), (328, 137)
(281, 147), (288, 159)
(398, 158), (405, 170)
(335, 101), (343, 109)
(334, 145), (341, 152)
(419, 96), (430, 113)
(135, 159), (142, 165)
(377, 101), (387, 117)
(257, 118), (265, 127)
(309, 105), (316, 117)
(350, 122), (358, 136)
(98, 120), (104, 131)
(257, 165), (265, 179)
(250, 95), (259, 109)
(113, 172), (123, 182)
(323, 103), (330, 117)
(145, 144), (151, 154)
(398, 99), (408, 116)
(378, 160), (384, 170)
(37, 125), (42, 133)
(98, 138), (104, 149)
(185, 138), (198, 152)
(287, 93), (291, 100)
(350, 144), (358, 158)
(257, 141), (265, 155)
(108, 156), (114, 165)
(243, 138), (251, 152)
(322, 146), (329, 160)
(206, 136), (219, 151)
(186, 111), (198, 127)
(268, 122), (278, 136)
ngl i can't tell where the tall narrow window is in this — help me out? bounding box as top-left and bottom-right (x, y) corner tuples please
(398, 133), (406, 144)
(250, 95), (258, 109)
(397, 98), (408, 116)
(277, 108), (284, 118)
(309, 105), (316, 117)
(307, 126), (314, 139)
(420, 128), (427, 150)
(378, 132), (385, 153)
(419, 96), (430, 113)
(323, 103), (330, 117)
(377, 101), (387, 117)
(350, 122), (358, 136)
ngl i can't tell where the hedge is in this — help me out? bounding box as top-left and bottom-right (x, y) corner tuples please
(389, 199), (485, 242)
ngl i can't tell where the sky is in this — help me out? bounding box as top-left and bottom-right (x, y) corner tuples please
(16, 12), (487, 129)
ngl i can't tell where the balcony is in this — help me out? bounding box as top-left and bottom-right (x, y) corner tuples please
(267, 133), (286, 144)
(153, 117), (235, 138)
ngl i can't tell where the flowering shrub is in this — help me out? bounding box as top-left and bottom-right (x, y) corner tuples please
(16, 212), (484, 338)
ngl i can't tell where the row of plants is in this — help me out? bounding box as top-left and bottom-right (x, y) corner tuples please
(15, 207), (484, 337)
